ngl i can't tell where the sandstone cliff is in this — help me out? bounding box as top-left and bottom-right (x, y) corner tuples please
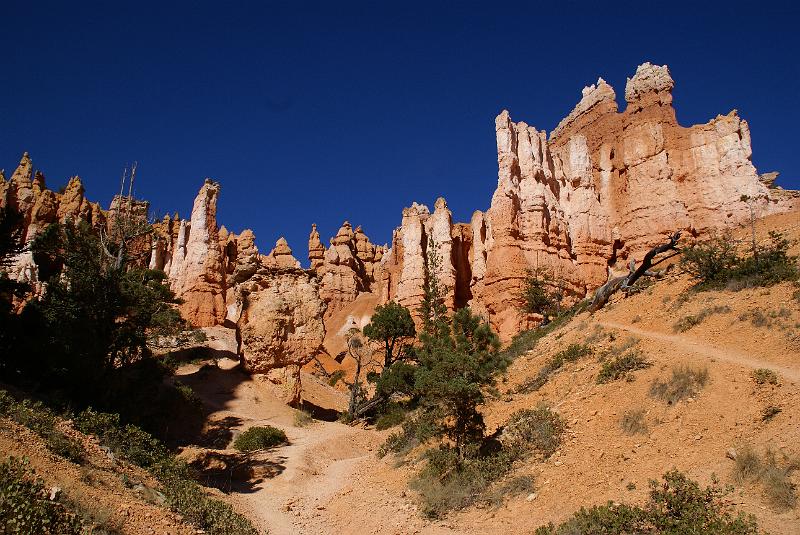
(380, 62), (796, 340)
(3, 61), (797, 399)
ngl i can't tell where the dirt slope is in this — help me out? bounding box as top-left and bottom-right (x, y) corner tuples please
(176, 209), (800, 534)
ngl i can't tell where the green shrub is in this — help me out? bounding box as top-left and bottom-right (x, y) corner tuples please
(649, 365), (709, 404)
(74, 407), (257, 534)
(681, 231), (798, 290)
(375, 404), (406, 430)
(328, 369), (345, 387)
(751, 368), (779, 385)
(378, 411), (441, 457)
(620, 408), (648, 435)
(680, 233), (741, 286)
(597, 350), (651, 383)
(0, 391), (83, 463)
(536, 470), (758, 534)
(501, 311), (577, 363)
(74, 408), (167, 469)
(0, 456), (84, 534)
(232, 426), (287, 452)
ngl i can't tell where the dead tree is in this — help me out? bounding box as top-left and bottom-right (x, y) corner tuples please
(345, 328), (380, 421)
(589, 231), (682, 312)
(99, 162), (154, 270)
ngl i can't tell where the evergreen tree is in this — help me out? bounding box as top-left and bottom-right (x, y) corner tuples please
(413, 235), (508, 460)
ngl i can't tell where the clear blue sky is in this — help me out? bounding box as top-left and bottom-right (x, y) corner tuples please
(2, 1), (798, 262)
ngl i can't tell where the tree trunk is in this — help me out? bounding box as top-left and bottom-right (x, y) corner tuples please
(589, 232), (681, 312)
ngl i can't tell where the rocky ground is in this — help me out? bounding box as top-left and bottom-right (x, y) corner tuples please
(159, 210), (799, 534)
(2, 211), (798, 535)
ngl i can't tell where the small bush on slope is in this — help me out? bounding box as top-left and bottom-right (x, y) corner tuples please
(650, 365), (709, 404)
(733, 446), (798, 510)
(74, 408), (258, 535)
(233, 426), (287, 452)
(0, 391), (83, 463)
(673, 305), (731, 332)
(535, 470), (759, 534)
(0, 456), (84, 534)
(517, 344), (593, 394)
(597, 349), (651, 384)
(620, 408), (648, 435)
(750, 368), (779, 385)
(681, 231), (798, 290)
(411, 406), (565, 517)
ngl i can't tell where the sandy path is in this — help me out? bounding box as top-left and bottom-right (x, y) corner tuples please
(176, 360), (390, 535)
(598, 320), (800, 382)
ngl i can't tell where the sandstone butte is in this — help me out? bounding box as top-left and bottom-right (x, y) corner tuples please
(1, 62), (797, 405)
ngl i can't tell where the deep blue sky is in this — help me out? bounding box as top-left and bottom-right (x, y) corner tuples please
(2, 1), (798, 263)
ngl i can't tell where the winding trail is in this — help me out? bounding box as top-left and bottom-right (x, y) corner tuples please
(175, 360), (438, 535)
(598, 320), (800, 382)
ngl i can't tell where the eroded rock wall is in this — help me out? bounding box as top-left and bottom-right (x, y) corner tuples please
(380, 62), (795, 340)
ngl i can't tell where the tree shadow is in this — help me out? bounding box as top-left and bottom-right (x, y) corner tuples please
(185, 449), (286, 494)
(197, 415), (243, 449)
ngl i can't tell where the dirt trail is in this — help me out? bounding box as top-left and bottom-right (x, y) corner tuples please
(176, 359), (428, 535)
(598, 320), (800, 382)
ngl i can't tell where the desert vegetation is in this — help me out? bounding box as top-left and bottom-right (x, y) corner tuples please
(649, 365), (709, 404)
(681, 230), (798, 290)
(536, 470), (759, 534)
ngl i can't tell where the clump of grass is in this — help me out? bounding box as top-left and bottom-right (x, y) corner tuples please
(484, 474), (536, 507)
(620, 409), (648, 435)
(649, 365), (709, 404)
(517, 344), (592, 393)
(751, 368), (779, 385)
(328, 369), (345, 387)
(408, 406), (564, 518)
(597, 349), (651, 384)
(502, 405), (565, 459)
(631, 315), (642, 324)
(293, 409), (313, 427)
(733, 446), (763, 484)
(761, 405), (782, 421)
(585, 324), (608, 344)
(740, 308), (793, 329)
(733, 446), (798, 510)
(378, 411), (440, 457)
(233, 426), (288, 452)
(673, 305), (731, 332)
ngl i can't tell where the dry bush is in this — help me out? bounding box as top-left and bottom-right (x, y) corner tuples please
(293, 409), (313, 427)
(733, 446), (798, 510)
(597, 349), (650, 384)
(672, 305), (731, 332)
(620, 409), (648, 435)
(751, 368), (779, 385)
(649, 365), (708, 404)
(517, 344), (593, 393)
(761, 405), (782, 422)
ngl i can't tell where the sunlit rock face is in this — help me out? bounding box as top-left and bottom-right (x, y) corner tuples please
(0, 153), (106, 299)
(380, 62), (795, 341)
(235, 266), (326, 405)
(168, 179), (227, 327)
